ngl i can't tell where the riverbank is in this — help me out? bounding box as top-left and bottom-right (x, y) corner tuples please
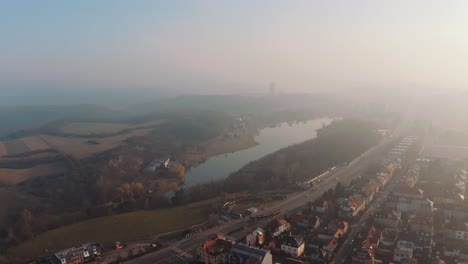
(183, 128), (258, 167)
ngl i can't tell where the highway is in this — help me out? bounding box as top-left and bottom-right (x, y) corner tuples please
(124, 133), (397, 264)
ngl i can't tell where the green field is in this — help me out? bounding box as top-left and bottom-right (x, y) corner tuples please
(60, 122), (131, 135)
(9, 199), (216, 258)
(3, 140), (30, 155)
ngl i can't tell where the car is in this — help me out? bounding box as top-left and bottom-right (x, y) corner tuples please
(114, 242), (124, 250)
(150, 243), (157, 248)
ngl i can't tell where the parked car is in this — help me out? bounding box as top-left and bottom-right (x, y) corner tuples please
(114, 242), (124, 250)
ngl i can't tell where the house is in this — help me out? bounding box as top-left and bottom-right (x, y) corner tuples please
(361, 179), (379, 204)
(339, 195), (365, 219)
(311, 198), (328, 214)
(376, 172), (390, 188)
(444, 222), (468, 241)
(291, 213), (320, 230)
(228, 243), (273, 264)
(442, 240), (468, 260)
(383, 163), (397, 177)
(397, 232), (432, 260)
(352, 249), (375, 264)
(309, 216), (321, 230)
(281, 234), (305, 257)
(246, 228), (266, 247)
(374, 209), (401, 228)
(352, 243), (375, 264)
(317, 221), (348, 242)
(198, 234), (235, 264)
(441, 204), (468, 223)
(269, 219), (291, 237)
(303, 247), (327, 263)
(352, 226), (380, 264)
(365, 226), (381, 249)
(378, 229), (399, 256)
(55, 248), (85, 264)
(322, 237), (339, 254)
(393, 240), (414, 262)
(393, 184), (423, 199)
(413, 232), (432, 257)
(245, 207), (258, 215)
(327, 220), (349, 238)
(408, 215), (433, 234)
(291, 213), (308, 228)
(393, 247), (413, 262)
(54, 243), (102, 264)
(386, 195), (432, 214)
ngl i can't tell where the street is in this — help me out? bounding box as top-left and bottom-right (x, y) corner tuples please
(122, 134), (396, 264)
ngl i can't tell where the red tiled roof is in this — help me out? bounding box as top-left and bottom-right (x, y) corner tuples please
(200, 234), (235, 255)
(348, 195), (364, 208)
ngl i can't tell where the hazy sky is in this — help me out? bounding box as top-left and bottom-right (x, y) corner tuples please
(1, 0), (468, 102)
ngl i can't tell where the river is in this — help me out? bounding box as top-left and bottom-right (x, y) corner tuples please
(179, 117), (333, 189)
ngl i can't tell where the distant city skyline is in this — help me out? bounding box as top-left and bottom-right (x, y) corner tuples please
(1, 1), (468, 104)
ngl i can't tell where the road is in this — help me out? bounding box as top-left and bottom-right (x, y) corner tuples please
(123, 133), (398, 264)
(332, 165), (407, 263)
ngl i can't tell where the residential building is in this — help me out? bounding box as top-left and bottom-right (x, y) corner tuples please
(408, 215), (433, 234)
(376, 172), (390, 188)
(269, 219), (291, 237)
(303, 247), (327, 263)
(246, 228), (266, 247)
(374, 209), (401, 228)
(327, 219), (349, 238)
(397, 232), (432, 260)
(311, 198), (328, 214)
(228, 244), (273, 264)
(393, 184), (423, 199)
(198, 235), (235, 264)
(386, 195), (432, 213)
(352, 245), (375, 264)
(322, 237), (339, 254)
(377, 229), (398, 256)
(54, 243), (102, 264)
(339, 194), (365, 219)
(281, 234), (305, 257)
(352, 226), (380, 264)
(291, 213), (320, 230)
(445, 222), (468, 241)
(393, 247), (413, 262)
(361, 179), (379, 204)
(55, 248), (85, 264)
(393, 240), (414, 262)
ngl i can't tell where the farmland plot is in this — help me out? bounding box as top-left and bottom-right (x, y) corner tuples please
(3, 140), (30, 155)
(0, 142), (6, 157)
(20, 136), (50, 151)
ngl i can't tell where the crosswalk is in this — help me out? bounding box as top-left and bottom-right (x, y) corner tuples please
(171, 246), (194, 259)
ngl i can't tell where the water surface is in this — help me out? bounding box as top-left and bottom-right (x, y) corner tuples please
(182, 118), (333, 188)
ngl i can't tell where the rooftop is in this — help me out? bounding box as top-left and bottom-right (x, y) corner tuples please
(229, 243), (270, 260)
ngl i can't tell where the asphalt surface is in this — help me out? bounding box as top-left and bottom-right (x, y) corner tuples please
(332, 164), (408, 263)
(123, 134), (397, 264)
